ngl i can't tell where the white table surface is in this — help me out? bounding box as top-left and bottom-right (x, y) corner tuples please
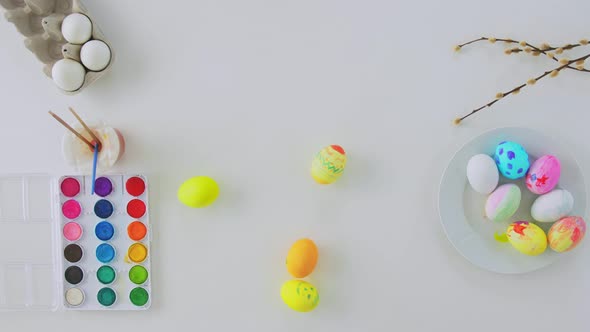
(1, 0), (589, 330)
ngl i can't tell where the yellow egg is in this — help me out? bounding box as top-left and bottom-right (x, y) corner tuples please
(311, 145), (346, 184)
(286, 239), (318, 278)
(506, 221), (547, 256)
(280, 280), (319, 312)
(178, 176), (219, 208)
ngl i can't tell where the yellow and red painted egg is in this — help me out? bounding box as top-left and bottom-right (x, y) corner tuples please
(548, 216), (586, 253)
(506, 221), (547, 256)
(311, 145), (346, 184)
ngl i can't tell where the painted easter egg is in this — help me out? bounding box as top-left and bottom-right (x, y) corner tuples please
(531, 189), (574, 223)
(311, 145), (346, 184)
(281, 280), (319, 312)
(494, 141), (530, 180)
(548, 216), (586, 253)
(485, 184), (521, 222)
(178, 176), (219, 208)
(506, 221), (547, 256)
(525, 155), (561, 195)
(286, 239), (318, 278)
(466, 154), (499, 194)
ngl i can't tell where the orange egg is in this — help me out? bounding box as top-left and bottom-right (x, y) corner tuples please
(286, 239), (318, 278)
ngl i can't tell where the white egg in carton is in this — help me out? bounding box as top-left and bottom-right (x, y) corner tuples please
(0, 0), (113, 94)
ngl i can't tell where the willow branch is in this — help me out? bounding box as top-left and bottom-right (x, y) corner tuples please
(455, 52), (590, 124)
(456, 37), (590, 73)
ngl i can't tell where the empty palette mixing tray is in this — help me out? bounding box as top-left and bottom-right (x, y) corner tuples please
(0, 174), (151, 311)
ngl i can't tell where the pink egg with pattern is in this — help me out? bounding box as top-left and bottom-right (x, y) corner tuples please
(525, 155), (561, 195)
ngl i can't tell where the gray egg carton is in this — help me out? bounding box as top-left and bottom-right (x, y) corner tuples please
(0, 0), (113, 94)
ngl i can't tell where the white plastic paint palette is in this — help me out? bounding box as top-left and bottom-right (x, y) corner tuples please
(0, 174), (151, 311)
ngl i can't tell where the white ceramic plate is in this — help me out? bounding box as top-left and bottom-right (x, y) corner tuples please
(439, 127), (587, 274)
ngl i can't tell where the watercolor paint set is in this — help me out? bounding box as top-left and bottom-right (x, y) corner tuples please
(0, 174), (151, 311)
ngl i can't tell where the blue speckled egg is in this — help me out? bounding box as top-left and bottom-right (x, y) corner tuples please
(494, 141), (530, 180)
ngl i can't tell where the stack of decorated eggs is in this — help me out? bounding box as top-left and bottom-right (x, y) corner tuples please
(280, 239), (320, 312)
(466, 141), (586, 256)
(52, 12), (112, 92)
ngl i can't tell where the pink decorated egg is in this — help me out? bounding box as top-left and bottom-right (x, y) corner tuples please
(548, 216), (586, 253)
(525, 155), (561, 195)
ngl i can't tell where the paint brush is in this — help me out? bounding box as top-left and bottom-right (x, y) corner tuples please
(49, 111), (95, 151)
(91, 141), (99, 195)
(69, 107), (102, 152)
